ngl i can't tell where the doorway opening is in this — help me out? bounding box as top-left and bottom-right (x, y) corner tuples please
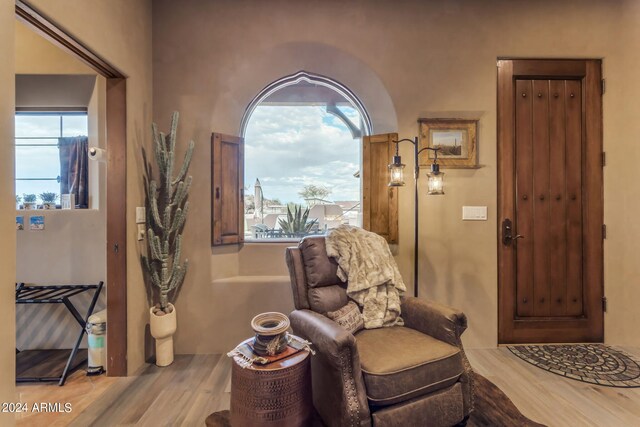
(15, 0), (127, 380)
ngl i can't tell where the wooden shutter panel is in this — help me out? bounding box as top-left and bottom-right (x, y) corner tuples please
(212, 133), (244, 246)
(362, 133), (399, 243)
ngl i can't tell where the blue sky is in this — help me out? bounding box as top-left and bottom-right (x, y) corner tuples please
(15, 108), (362, 206)
(14, 114), (87, 199)
(244, 105), (361, 205)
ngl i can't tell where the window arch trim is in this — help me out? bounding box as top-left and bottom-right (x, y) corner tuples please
(239, 70), (373, 137)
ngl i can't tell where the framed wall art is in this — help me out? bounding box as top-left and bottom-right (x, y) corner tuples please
(418, 119), (478, 168)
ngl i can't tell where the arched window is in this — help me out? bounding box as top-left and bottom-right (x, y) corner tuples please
(241, 71), (372, 240)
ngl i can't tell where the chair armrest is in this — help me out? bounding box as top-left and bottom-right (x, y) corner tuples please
(401, 298), (474, 416)
(289, 309), (357, 365)
(401, 297), (467, 346)
(290, 309), (372, 427)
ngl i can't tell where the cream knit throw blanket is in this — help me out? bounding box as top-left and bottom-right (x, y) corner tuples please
(326, 225), (406, 329)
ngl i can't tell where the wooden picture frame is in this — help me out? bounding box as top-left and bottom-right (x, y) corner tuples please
(418, 119), (478, 168)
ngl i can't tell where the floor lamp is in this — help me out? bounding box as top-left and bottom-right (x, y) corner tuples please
(388, 137), (444, 298)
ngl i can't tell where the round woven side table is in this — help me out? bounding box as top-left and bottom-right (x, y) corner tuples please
(230, 337), (312, 427)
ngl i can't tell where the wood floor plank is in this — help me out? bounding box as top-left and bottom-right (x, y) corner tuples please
(136, 388), (194, 426)
(467, 347), (640, 426)
(16, 349), (87, 379)
(108, 355), (195, 425)
(17, 349), (640, 427)
(16, 368), (118, 427)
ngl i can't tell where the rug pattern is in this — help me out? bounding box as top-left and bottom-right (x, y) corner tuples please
(508, 344), (640, 387)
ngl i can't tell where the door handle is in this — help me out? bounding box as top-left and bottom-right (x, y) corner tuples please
(502, 218), (524, 246)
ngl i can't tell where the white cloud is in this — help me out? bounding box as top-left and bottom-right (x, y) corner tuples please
(245, 105), (361, 204)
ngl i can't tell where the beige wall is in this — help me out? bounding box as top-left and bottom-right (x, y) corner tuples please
(601, 0), (640, 346)
(15, 20), (94, 74)
(0, 0), (16, 423)
(26, 0), (153, 373)
(153, 0), (640, 353)
(16, 209), (107, 349)
(15, 19), (107, 351)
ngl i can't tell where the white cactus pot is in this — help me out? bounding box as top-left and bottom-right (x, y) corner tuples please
(149, 303), (177, 367)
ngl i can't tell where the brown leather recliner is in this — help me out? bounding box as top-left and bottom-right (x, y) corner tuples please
(286, 236), (473, 427)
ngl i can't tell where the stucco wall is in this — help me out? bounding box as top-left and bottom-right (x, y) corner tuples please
(14, 20), (107, 351)
(153, 0), (640, 353)
(15, 20), (94, 74)
(0, 0), (16, 423)
(26, 0), (153, 373)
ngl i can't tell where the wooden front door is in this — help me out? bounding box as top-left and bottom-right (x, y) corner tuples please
(498, 59), (604, 344)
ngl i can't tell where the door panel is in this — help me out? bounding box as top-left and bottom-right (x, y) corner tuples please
(565, 79), (584, 317)
(548, 79), (568, 317)
(515, 79), (534, 317)
(531, 79), (551, 317)
(498, 59), (603, 343)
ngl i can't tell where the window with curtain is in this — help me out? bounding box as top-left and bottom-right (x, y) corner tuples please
(15, 112), (89, 208)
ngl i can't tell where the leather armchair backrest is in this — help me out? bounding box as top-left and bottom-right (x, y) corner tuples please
(286, 247), (310, 310)
(298, 237), (340, 287)
(286, 236), (348, 314)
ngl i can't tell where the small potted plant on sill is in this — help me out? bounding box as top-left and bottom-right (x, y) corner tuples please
(16, 195), (22, 209)
(40, 192), (58, 210)
(23, 193), (37, 210)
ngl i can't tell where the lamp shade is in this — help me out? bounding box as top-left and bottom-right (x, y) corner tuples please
(388, 155), (405, 187)
(427, 171), (444, 195)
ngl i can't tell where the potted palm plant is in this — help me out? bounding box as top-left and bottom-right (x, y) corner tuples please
(40, 192), (58, 210)
(23, 193), (37, 210)
(141, 111), (194, 367)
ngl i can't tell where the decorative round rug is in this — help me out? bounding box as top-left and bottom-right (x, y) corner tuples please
(508, 344), (640, 387)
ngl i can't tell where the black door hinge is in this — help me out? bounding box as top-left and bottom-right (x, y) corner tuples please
(601, 79), (606, 95)
(602, 296), (608, 313)
(602, 152), (606, 167)
(602, 224), (607, 239)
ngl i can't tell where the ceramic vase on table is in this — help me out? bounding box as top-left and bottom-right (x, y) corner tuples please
(149, 303), (177, 366)
(251, 312), (290, 357)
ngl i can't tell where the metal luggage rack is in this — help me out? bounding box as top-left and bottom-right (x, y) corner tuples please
(15, 281), (104, 386)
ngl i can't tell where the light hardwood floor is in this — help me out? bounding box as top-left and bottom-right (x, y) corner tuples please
(15, 367), (119, 427)
(15, 348), (640, 426)
(467, 346), (640, 427)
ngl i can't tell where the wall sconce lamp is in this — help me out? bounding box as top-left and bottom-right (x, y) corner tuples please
(388, 137), (444, 297)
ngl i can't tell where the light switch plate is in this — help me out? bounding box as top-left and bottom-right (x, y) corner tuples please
(137, 224), (145, 241)
(136, 207), (146, 224)
(462, 206), (487, 221)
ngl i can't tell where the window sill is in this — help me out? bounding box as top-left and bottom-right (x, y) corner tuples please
(243, 238), (300, 245)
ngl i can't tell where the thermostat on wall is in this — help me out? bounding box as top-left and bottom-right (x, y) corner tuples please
(462, 206), (487, 221)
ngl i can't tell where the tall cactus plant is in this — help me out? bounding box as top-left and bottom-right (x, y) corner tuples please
(141, 112), (194, 314)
